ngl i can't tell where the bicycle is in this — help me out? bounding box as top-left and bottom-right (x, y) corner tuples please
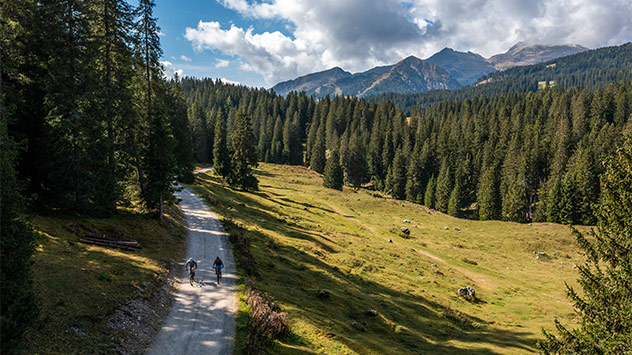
(189, 267), (196, 286)
(214, 266), (222, 284)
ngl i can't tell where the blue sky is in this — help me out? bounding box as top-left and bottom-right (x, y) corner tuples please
(154, 0), (632, 88)
(155, 0), (287, 87)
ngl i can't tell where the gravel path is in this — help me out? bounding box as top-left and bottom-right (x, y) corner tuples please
(148, 187), (237, 354)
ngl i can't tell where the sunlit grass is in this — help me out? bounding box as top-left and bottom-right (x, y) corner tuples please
(194, 163), (583, 354)
(23, 206), (186, 354)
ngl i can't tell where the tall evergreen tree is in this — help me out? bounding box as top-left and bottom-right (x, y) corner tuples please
(424, 175), (436, 209)
(136, 0), (174, 219)
(310, 127), (326, 173)
(167, 75), (195, 183)
(435, 159), (453, 213)
(540, 137), (632, 353)
(323, 150), (344, 191)
(228, 112), (258, 190)
(213, 113), (231, 179)
(448, 181), (464, 217)
(478, 165), (501, 220)
(1, 49), (39, 353)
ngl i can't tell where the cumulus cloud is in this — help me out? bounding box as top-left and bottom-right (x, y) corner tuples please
(215, 59), (230, 68)
(180, 55), (192, 62)
(161, 61), (184, 79)
(220, 77), (240, 85)
(185, 0), (632, 86)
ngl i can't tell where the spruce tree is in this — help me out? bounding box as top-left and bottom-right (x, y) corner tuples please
(405, 152), (425, 203)
(540, 137), (632, 353)
(389, 149), (408, 199)
(213, 114), (231, 179)
(448, 181), (463, 217)
(228, 112), (258, 190)
(310, 127), (326, 173)
(167, 75), (195, 183)
(424, 175), (436, 209)
(136, 0), (175, 219)
(1, 60), (39, 353)
(478, 165), (501, 220)
(435, 159), (453, 213)
(323, 150), (344, 191)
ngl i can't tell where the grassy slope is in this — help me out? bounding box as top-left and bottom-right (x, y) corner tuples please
(23, 206), (186, 354)
(194, 163), (585, 354)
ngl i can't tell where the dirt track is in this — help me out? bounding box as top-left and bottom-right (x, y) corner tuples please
(148, 186), (237, 354)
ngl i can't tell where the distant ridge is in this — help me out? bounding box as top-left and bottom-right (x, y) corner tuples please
(489, 42), (588, 70)
(272, 42), (590, 97)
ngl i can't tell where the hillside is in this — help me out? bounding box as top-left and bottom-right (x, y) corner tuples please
(194, 164), (585, 354)
(272, 56), (460, 98)
(372, 42), (632, 111)
(21, 207), (186, 354)
(271, 42), (588, 98)
(489, 42), (588, 70)
(272, 67), (352, 96)
(426, 48), (496, 86)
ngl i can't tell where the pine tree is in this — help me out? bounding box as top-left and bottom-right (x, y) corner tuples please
(539, 137), (632, 353)
(323, 150), (344, 191)
(343, 132), (369, 188)
(213, 114), (231, 179)
(435, 159), (453, 213)
(424, 175), (436, 209)
(547, 177), (563, 223)
(405, 151), (425, 203)
(228, 111), (258, 190)
(167, 75), (195, 183)
(310, 127), (326, 173)
(448, 181), (463, 217)
(478, 165), (501, 220)
(389, 149), (408, 199)
(1, 54), (39, 353)
(136, 0), (175, 219)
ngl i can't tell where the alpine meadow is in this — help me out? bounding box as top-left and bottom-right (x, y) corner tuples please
(2, 0), (631, 354)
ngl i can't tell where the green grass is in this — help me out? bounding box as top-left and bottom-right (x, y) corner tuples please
(194, 163), (585, 354)
(22, 206), (186, 354)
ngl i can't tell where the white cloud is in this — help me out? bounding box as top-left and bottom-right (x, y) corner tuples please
(160, 61), (184, 79)
(185, 0), (632, 86)
(180, 55), (192, 62)
(215, 59), (230, 68)
(157, 31), (166, 37)
(220, 77), (240, 85)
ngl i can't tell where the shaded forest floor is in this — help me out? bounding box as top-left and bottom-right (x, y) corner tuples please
(22, 205), (186, 354)
(193, 163), (586, 354)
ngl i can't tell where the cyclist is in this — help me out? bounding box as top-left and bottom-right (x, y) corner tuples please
(213, 256), (224, 284)
(185, 257), (198, 285)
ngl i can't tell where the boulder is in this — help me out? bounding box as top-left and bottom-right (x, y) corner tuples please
(403, 219), (411, 223)
(456, 286), (476, 301)
(388, 239), (393, 243)
(317, 289), (331, 299)
(400, 227), (410, 235)
(365, 310), (379, 317)
(455, 227), (461, 231)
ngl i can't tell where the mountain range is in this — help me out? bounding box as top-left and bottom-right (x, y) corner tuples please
(272, 43), (588, 97)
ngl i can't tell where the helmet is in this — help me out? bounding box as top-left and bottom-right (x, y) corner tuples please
(188, 257), (193, 262)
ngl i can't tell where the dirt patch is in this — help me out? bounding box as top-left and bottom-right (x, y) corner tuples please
(107, 261), (179, 355)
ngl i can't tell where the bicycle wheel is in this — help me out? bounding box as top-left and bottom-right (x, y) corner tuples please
(216, 269), (220, 284)
(190, 271), (195, 286)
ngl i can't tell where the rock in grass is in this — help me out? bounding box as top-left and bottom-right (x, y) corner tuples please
(365, 310), (379, 317)
(400, 227), (410, 235)
(388, 238), (393, 243)
(317, 289), (331, 299)
(403, 219), (411, 223)
(456, 286), (476, 302)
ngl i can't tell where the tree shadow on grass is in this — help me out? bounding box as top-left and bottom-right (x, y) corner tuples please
(194, 178), (541, 354)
